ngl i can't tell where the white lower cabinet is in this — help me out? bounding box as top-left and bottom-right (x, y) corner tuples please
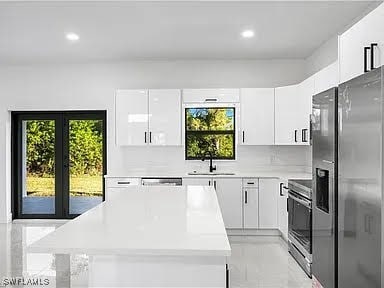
(277, 180), (289, 240)
(259, 178), (279, 229)
(105, 177), (141, 201)
(243, 187), (259, 229)
(213, 178), (243, 229)
(183, 177), (243, 229)
(182, 177), (212, 186)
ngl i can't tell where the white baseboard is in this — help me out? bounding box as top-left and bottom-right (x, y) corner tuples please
(7, 213), (12, 223)
(226, 229), (281, 236)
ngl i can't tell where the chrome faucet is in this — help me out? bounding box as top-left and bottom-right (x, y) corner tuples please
(202, 152), (217, 173)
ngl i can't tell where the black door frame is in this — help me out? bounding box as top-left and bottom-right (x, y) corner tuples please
(11, 110), (107, 219)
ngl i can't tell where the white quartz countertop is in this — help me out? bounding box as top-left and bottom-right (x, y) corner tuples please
(104, 170), (312, 181)
(28, 186), (231, 257)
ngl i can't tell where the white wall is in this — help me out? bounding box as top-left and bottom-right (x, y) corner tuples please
(304, 35), (338, 77)
(0, 59), (309, 223)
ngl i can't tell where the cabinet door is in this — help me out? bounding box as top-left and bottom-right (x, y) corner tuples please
(259, 179), (278, 229)
(296, 76), (314, 145)
(115, 90), (149, 146)
(277, 180), (289, 240)
(182, 177), (212, 186)
(214, 178), (243, 229)
(339, 4), (384, 83)
(149, 89), (181, 146)
(243, 187), (259, 229)
(240, 88), (274, 145)
(314, 61), (338, 95)
(274, 85), (299, 145)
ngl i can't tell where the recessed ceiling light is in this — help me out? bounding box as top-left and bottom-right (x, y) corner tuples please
(66, 33), (80, 41)
(241, 30), (254, 38)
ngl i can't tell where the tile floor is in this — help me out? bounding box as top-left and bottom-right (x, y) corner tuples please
(0, 221), (312, 288)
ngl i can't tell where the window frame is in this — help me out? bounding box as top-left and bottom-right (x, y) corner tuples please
(184, 107), (236, 160)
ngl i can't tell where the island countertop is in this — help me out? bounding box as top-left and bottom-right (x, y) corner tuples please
(28, 186), (231, 257)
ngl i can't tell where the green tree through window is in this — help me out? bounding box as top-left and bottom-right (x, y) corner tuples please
(185, 108), (235, 160)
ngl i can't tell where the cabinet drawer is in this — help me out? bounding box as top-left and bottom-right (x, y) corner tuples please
(106, 178), (140, 188)
(242, 178), (258, 188)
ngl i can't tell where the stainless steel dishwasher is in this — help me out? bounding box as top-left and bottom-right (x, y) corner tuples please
(141, 178), (182, 186)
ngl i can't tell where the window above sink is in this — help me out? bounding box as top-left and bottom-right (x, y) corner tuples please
(185, 107), (236, 160)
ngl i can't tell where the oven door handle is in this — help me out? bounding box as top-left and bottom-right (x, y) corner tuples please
(288, 192), (312, 209)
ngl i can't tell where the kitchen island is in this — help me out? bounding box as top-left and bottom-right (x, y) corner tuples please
(29, 186), (231, 287)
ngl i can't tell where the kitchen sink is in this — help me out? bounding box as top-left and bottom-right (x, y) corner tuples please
(187, 172), (236, 176)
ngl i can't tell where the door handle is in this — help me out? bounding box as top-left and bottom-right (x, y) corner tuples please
(149, 132), (152, 143)
(287, 198), (289, 212)
(244, 190), (248, 204)
(279, 183), (284, 196)
(302, 129), (308, 142)
(371, 43), (378, 70)
(144, 131), (147, 143)
(242, 131), (245, 143)
(364, 46), (371, 73)
(294, 130), (298, 143)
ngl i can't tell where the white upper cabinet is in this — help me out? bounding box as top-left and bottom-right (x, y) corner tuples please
(274, 84), (299, 145)
(240, 88), (274, 145)
(149, 90), (181, 146)
(116, 89), (181, 146)
(339, 3), (384, 84)
(314, 61), (338, 95)
(296, 76), (314, 145)
(116, 90), (149, 146)
(182, 89), (240, 103)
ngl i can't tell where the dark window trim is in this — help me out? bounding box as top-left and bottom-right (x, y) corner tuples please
(11, 110), (107, 220)
(185, 107), (236, 160)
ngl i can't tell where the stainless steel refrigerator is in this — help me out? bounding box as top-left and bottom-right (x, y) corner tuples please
(312, 87), (338, 288)
(337, 67), (382, 288)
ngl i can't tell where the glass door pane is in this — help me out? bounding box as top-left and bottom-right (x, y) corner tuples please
(68, 119), (103, 215)
(21, 120), (56, 215)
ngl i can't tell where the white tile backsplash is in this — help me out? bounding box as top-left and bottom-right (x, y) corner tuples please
(108, 145), (311, 175)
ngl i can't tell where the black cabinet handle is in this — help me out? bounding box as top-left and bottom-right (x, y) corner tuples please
(149, 132), (152, 143)
(371, 43), (378, 70)
(117, 181), (130, 185)
(294, 130), (298, 143)
(247, 182), (255, 185)
(213, 180), (217, 190)
(287, 198), (289, 212)
(208, 180), (211, 186)
(364, 46), (371, 73)
(205, 98), (217, 102)
(242, 131), (245, 143)
(144, 131), (147, 143)
(279, 183), (284, 196)
(245, 190), (248, 204)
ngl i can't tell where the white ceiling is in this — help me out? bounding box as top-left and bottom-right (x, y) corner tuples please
(0, 1), (378, 64)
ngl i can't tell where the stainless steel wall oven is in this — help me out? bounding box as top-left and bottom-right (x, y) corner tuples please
(288, 179), (312, 277)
